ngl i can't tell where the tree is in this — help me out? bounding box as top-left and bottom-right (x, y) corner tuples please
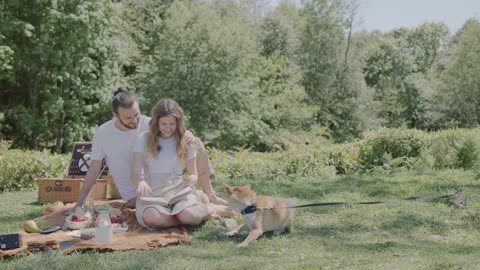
(260, 16), (289, 57)
(135, 1), (270, 149)
(436, 19), (480, 127)
(405, 22), (449, 75)
(363, 33), (430, 128)
(297, 0), (361, 141)
(0, 0), (118, 152)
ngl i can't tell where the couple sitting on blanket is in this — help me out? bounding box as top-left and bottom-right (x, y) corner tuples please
(71, 87), (233, 230)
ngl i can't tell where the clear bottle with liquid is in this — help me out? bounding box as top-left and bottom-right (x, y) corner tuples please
(82, 199), (94, 220)
(95, 207), (112, 244)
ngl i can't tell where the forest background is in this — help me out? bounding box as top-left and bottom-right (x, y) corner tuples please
(1, 0), (480, 153)
(3, 3), (480, 267)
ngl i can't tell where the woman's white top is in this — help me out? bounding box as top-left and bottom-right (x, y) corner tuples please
(133, 132), (196, 177)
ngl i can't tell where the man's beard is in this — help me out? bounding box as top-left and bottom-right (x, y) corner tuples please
(118, 118), (138, 130)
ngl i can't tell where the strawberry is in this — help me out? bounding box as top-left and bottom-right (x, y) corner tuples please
(71, 215), (86, 222)
(111, 217), (123, 224)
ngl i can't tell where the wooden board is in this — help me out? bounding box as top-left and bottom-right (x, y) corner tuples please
(68, 142), (108, 177)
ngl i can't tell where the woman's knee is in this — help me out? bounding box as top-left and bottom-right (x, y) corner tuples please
(177, 206), (207, 225)
(142, 208), (174, 227)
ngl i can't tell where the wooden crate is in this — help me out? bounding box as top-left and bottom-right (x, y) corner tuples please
(37, 141), (110, 203)
(37, 178), (107, 203)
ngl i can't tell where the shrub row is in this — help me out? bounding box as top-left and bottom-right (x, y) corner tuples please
(210, 127), (480, 182)
(0, 144), (70, 192)
(1, 128), (479, 192)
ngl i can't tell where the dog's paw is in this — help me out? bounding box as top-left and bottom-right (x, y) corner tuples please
(236, 242), (248, 248)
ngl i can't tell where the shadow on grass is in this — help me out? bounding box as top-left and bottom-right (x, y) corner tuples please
(343, 239), (479, 255)
(250, 175), (407, 201)
(0, 208), (44, 225)
(294, 222), (374, 241)
(190, 227), (236, 242)
(380, 214), (450, 235)
(291, 208), (457, 243)
(247, 173), (478, 207)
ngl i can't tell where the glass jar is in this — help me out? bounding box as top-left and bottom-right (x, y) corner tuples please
(82, 199), (94, 219)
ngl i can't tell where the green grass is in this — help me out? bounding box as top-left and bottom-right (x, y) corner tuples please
(2, 169), (480, 269)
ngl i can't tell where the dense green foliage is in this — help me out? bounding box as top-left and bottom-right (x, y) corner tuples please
(0, 143), (69, 192)
(2, 127), (480, 193)
(210, 127), (480, 182)
(1, 0), (480, 152)
(0, 0), (119, 152)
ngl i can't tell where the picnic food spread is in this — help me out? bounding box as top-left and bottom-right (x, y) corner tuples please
(26, 240), (59, 253)
(23, 217), (57, 233)
(22, 203), (126, 235)
(0, 200), (191, 258)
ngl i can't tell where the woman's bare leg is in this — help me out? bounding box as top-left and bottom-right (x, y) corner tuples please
(142, 207), (179, 228)
(176, 204), (210, 225)
(198, 174), (228, 206)
(194, 137), (228, 206)
(206, 203), (235, 218)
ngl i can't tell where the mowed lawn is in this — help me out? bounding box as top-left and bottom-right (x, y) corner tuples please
(1, 169), (480, 269)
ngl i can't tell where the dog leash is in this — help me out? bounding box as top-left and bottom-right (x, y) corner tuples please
(244, 193), (455, 214)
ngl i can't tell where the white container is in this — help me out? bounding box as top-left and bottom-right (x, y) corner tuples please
(95, 207), (113, 244)
(95, 226), (113, 243)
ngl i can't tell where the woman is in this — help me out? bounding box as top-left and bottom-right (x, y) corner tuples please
(131, 99), (231, 229)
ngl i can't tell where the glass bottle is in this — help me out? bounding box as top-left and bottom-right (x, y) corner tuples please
(95, 207), (112, 244)
(82, 199), (94, 219)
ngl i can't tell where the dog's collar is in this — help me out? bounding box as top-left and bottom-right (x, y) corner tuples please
(240, 205), (257, 215)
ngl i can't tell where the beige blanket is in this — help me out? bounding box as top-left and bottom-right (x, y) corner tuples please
(0, 200), (190, 258)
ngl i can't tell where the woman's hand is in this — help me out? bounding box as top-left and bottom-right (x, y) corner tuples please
(183, 174), (198, 187)
(137, 180), (152, 197)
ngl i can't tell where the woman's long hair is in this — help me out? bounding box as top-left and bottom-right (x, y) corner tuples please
(147, 99), (187, 161)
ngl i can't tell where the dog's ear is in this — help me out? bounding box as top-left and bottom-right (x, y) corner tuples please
(223, 183), (232, 195)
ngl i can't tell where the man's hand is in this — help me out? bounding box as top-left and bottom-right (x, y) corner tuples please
(63, 205), (77, 216)
(184, 130), (195, 144)
(136, 180), (152, 197)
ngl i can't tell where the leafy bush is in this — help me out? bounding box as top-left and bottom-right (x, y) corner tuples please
(0, 144), (70, 192)
(358, 128), (428, 171)
(208, 141), (356, 184)
(456, 134), (480, 169)
(3, 127), (480, 193)
(321, 143), (360, 174)
(422, 128), (480, 169)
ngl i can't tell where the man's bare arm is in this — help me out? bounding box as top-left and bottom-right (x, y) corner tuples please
(130, 152), (144, 186)
(74, 159), (103, 208)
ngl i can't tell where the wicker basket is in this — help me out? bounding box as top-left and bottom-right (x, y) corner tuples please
(37, 178), (107, 203)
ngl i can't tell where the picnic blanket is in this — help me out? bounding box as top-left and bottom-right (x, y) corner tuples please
(0, 200), (190, 258)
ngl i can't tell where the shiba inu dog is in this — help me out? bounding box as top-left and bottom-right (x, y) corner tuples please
(223, 184), (295, 247)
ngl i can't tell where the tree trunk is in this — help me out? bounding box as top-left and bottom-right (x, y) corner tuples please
(55, 82), (66, 153)
(55, 110), (65, 153)
(30, 76), (39, 150)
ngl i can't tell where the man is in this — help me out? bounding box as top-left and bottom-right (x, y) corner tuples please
(72, 87), (227, 210)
